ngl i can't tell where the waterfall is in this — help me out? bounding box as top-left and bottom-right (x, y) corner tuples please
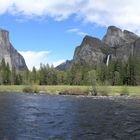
(106, 55), (110, 66)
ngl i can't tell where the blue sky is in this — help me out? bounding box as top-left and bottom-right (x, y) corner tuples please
(0, 0), (140, 70)
(0, 13), (106, 70)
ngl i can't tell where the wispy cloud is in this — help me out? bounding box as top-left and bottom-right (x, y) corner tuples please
(1, 0), (140, 33)
(67, 28), (79, 32)
(67, 28), (88, 36)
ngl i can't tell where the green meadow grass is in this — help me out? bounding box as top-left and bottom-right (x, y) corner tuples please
(0, 85), (140, 96)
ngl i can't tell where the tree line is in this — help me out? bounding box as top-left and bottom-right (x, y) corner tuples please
(0, 55), (140, 86)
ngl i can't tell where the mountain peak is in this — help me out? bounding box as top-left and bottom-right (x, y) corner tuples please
(108, 26), (122, 32)
(104, 26), (123, 39)
(0, 28), (8, 32)
(102, 26), (139, 47)
(57, 25), (140, 71)
(0, 27), (27, 71)
(81, 35), (101, 47)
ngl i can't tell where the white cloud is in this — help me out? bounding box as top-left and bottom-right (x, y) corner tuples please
(0, 0), (86, 20)
(79, 0), (140, 33)
(1, 0), (140, 33)
(19, 51), (50, 70)
(19, 50), (66, 70)
(67, 28), (79, 32)
(67, 28), (88, 36)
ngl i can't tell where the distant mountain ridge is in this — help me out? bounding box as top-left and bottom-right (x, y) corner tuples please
(0, 28), (27, 71)
(57, 26), (140, 71)
(56, 60), (72, 71)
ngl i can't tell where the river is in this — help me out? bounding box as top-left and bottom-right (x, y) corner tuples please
(0, 93), (140, 140)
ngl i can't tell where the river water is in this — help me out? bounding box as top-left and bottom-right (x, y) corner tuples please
(0, 93), (140, 140)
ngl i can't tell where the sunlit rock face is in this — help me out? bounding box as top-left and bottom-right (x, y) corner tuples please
(0, 28), (27, 71)
(102, 26), (139, 47)
(73, 36), (111, 66)
(72, 26), (140, 66)
(102, 26), (139, 61)
(57, 26), (140, 70)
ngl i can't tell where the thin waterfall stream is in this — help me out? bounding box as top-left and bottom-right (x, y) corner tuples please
(106, 54), (110, 66)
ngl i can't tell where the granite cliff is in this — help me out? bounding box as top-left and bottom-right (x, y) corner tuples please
(102, 26), (139, 47)
(0, 28), (27, 71)
(57, 26), (140, 70)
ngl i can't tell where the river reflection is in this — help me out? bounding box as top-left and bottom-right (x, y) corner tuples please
(0, 93), (140, 140)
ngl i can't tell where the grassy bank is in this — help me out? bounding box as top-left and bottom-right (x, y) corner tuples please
(0, 85), (89, 94)
(0, 85), (140, 96)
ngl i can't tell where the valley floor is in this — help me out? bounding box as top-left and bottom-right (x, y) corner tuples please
(0, 85), (140, 97)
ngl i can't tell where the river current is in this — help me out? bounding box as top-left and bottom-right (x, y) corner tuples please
(0, 93), (140, 140)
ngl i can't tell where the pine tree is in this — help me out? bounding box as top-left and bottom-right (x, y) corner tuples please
(30, 67), (38, 84)
(11, 66), (16, 85)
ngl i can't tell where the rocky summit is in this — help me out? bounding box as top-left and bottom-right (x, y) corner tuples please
(57, 26), (140, 70)
(0, 28), (27, 71)
(102, 26), (139, 47)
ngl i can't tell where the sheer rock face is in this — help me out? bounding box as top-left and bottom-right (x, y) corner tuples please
(101, 26), (139, 61)
(133, 38), (140, 57)
(57, 26), (140, 70)
(0, 29), (27, 71)
(102, 26), (139, 47)
(73, 36), (112, 66)
(72, 26), (140, 66)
